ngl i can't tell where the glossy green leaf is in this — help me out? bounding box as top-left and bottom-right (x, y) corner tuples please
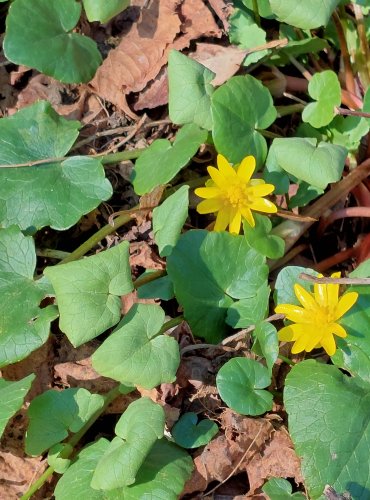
(26, 388), (104, 456)
(0, 374), (35, 438)
(217, 357), (273, 415)
(91, 398), (165, 489)
(172, 413), (218, 449)
(266, 138), (347, 189)
(0, 101), (112, 231)
(55, 438), (193, 500)
(168, 50), (215, 130)
(285, 360), (370, 499)
(262, 477), (305, 499)
(83, 0), (129, 23)
(137, 274), (174, 301)
(44, 242), (133, 347)
(226, 284), (270, 328)
(0, 226), (58, 368)
(302, 71), (341, 128)
(327, 115), (369, 151)
(167, 231), (268, 343)
(243, 214), (285, 259)
(274, 266), (319, 306)
(229, 9), (268, 65)
(153, 186), (189, 257)
(211, 75), (276, 165)
(252, 322), (279, 373)
(269, 0), (340, 28)
(132, 124), (207, 195)
(92, 304), (180, 389)
(4, 0), (102, 83)
(240, 0), (273, 17)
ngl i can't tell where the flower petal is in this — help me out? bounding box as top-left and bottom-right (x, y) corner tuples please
(248, 183), (275, 197)
(294, 284), (318, 310)
(320, 333), (337, 356)
(305, 329), (324, 351)
(249, 179), (265, 186)
(237, 155), (255, 182)
(275, 304), (313, 323)
(330, 322), (348, 338)
(217, 154), (237, 180)
(194, 187), (221, 199)
(214, 207), (230, 231)
(334, 292), (358, 320)
(240, 207), (255, 227)
(207, 166), (226, 188)
(291, 334), (311, 353)
(327, 272), (341, 309)
(248, 197), (278, 214)
(197, 198), (222, 214)
(229, 209), (242, 234)
(314, 273), (327, 307)
(278, 323), (308, 341)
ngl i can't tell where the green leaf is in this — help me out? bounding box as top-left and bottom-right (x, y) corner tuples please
(253, 322), (279, 373)
(55, 438), (193, 500)
(243, 214), (285, 259)
(274, 266), (319, 306)
(172, 413), (218, 449)
(211, 75), (276, 165)
(92, 304), (180, 389)
(4, 0), (102, 83)
(326, 115), (369, 151)
(229, 9), (268, 65)
(216, 357), (273, 415)
(226, 284), (270, 328)
(267, 138), (347, 189)
(82, 0), (129, 23)
(132, 124), (207, 195)
(91, 398), (165, 489)
(285, 360), (370, 499)
(270, 37), (328, 66)
(44, 242), (133, 347)
(0, 374), (35, 438)
(240, 0), (273, 17)
(26, 388), (104, 456)
(168, 50), (215, 130)
(0, 101), (112, 231)
(302, 71), (341, 128)
(137, 274), (174, 301)
(153, 186), (189, 257)
(288, 181), (324, 209)
(48, 444), (72, 474)
(0, 226), (58, 368)
(269, 0), (340, 28)
(167, 231), (268, 343)
(262, 477), (305, 499)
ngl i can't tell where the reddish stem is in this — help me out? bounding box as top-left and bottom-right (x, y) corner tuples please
(314, 247), (356, 273)
(332, 11), (357, 96)
(318, 206), (370, 236)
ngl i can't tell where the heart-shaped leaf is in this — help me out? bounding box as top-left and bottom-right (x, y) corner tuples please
(54, 437), (192, 500)
(285, 360), (370, 499)
(172, 413), (219, 448)
(167, 231), (268, 343)
(92, 304), (180, 389)
(132, 124), (207, 195)
(266, 138), (347, 189)
(269, 0), (340, 28)
(45, 241), (133, 347)
(26, 388), (104, 456)
(0, 101), (112, 231)
(226, 284), (270, 328)
(91, 398), (165, 489)
(243, 214), (285, 259)
(4, 0), (102, 83)
(168, 50), (215, 130)
(216, 357), (273, 415)
(82, 0), (129, 23)
(302, 71), (341, 128)
(0, 374), (35, 438)
(0, 226), (58, 368)
(211, 75), (276, 165)
(137, 274), (175, 301)
(229, 9), (268, 65)
(262, 477), (305, 499)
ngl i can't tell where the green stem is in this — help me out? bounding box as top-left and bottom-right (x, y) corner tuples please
(100, 148), (145, 165)
(134, 270), (167, 289)
(252, 0), (261, 26)
(20, 385), (122, 500)
(278, 354), (295, 366)
(36, 249), (71, 260)
(257, 129), (283, 139)
(160, 316), (184, 334)
(276, 104), (305, 117)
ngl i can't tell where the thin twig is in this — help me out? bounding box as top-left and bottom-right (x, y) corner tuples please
(299, 273), (370, 285)
(336, 108), (370, 118)
(288, 55), (312, 81)
(95, 114), (147, 156)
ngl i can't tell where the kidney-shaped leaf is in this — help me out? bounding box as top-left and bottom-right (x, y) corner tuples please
(269, 0), (340, 28)
(211, 75), (276, 165)
(0, 374), (35, 438)
(302, 71), (341, 128)
(132, 124), (207, 195)
(4, 0), (102, 83)
(243, 215), (285, 259)
(82, 0), (130, 23)
(0, 101), (112, 231)
(0, 226), (58, 368)
(172, 412), (218, 449)
(92, 304), (180, 389)
(26, 388), (104, 456)
(262, 477), (305, 499)
(285, 360), (370, 499)
(267, 138), (347, 189)
(45, 241), (133, 347)
(167, 231), (268, 343)
(91, 398), (165, 489)
(55, 437), (192, 500)
(216, 357), (273, 416)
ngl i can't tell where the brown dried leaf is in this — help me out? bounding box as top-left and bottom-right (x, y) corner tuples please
(207, 0), (234, 31)
(133, 66), (169, 111)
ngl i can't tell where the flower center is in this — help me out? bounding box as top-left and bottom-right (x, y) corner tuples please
(223, 183), (250, 208)
(315, 305), (335, 325)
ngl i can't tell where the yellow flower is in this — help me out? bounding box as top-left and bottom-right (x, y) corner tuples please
(275, 273), (358, 356)
(194, 154), (277, 234)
